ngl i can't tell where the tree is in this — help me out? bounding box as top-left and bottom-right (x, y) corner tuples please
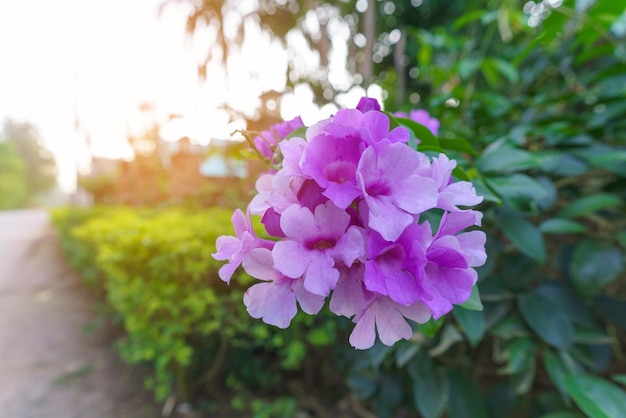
(0, 139), (28, 209)
(0, 119), (57, 205)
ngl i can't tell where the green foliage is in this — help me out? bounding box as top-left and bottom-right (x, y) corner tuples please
(0, 139), (28, 209)
(52, 206), (348, 411)
(346, 1), (626, 417)
(1, 119), (57, 204)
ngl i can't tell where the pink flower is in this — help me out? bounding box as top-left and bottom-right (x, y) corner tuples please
(253, 116), (304, 160)
(394, 109), (440, 136)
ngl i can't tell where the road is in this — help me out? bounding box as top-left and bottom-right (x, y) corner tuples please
(0, 209), (159, 418)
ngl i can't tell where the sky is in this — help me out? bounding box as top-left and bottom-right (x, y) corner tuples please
(0, 0), (377, 192)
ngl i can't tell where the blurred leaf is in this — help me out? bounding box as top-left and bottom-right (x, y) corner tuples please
(500, 214), (546, 263)
(594, 295), (626, 333)
(459, 285), (483, 311)
(564, 375), (626, 418)
(453, 307), (486, 347)
(569, 240), (624, 297)
(439, 137), (479, 156)
(486, 174), (549, 211)
(491, 58), (520, 83)
(539, 218), (588, 234)
(459, 57), (483, 80)
(448, 370), (489, 418)
(499, 337), (536, 375)
(408, 352), (447, 418)
(517, 293), (575, 350)
(559, 194), (622, 218)
(536, 411), (585, 418)
(612, 374), (626, 386)
(491, 317), (530, 340)
(418, 316), (445, 338)
(429, 324), (463, 357)
(347, 370), (378, 400)
(544, 349), (583, 402)
(394, 341), (420, 367)
(535, 281), (594, 326)
(476, 144), (535, 173)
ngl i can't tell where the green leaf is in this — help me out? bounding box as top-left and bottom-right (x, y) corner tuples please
(408, 352), (447, 418)
(448, 370), (489, 418)
(594, 295), (626, 332)
(499, 337), (536, 375)
(564, 375), (626, 418)
(418, 316), (445, 338)
(491, 58), (520, 83)
(536, 411), (585, 418)
(500, 214), (546, 263)
(453, 307), (486, 347)
(490, 317), (530, 340)
(544, 349), (583, 401)
(459, 285), (483, 311)
(428, 324), (463, 357)
(612, 374), (626, 386)
(485, 174), (548, 211)
(559, 194), (622, 218)
(393, 116), (440, 148)
(517, 293), (575, 350)
(476, 144), (535, 173)
(539, 218), (588, 234)
(439, 137), (479, 156)
(569, 240), (624, 297)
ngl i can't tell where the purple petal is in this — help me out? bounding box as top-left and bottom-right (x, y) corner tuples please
(356, 97), (381, 113)
(244, 280), (297, 328)
(273, 240), (311, 278)
(303, 253), (339, 296)
(241, 248), (277, 281)
(456, 231), (487, 267)
(330, 264), (369, 317)
(293, 279), (326, 314)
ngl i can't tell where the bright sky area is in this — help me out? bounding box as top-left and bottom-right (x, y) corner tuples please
(0, 0), (379, 192)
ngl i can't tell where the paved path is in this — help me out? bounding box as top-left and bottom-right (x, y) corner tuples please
(0, 209), (159, 418)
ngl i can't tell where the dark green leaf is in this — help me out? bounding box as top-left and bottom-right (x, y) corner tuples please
(428, 324), (463, 357)
(499, 337), (536, 375)
(453, 307), (485, 347)
(486, 174), (548, 211)
(612, 374), (626, 386)
(569, 240), (624, 297)
(535, 281), (594, 326)
(517, 293), (575, 350)
(539, 218), (588, 234)
(408, 352), (447, 418)
(559, 194), (622, 218)
(564, 375), (626, 418)
(536, 411), (585, 418)
(439, 137), (479, 156)
(593, 295), (626, 332)
(448, 370), (489, 418)
(490, 317), (530, 340)
(500, 214), (546, 263)
(544, 349), (582, 401)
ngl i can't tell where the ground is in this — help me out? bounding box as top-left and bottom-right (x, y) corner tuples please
(0, 209), (160, 418)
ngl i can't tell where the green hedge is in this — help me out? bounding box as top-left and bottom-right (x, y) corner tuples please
(51, 206), (347, 411)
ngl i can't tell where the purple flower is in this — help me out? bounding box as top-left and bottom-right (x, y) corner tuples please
(214, 96), (487, 350)
(419, 211), (486, 318)
(272, 202), (365, 296)
(242, 248), (325, 328)
(253, 116), (304, 159)
(363, 223), (429, 306)
(356, 140), (439, 241)
(428, 154), (483, 211)
(349, 296), (431, 349)
(356, 97), (381, 113)
(212, 209), (271, 284)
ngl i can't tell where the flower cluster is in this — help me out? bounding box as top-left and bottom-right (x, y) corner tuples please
(213, 97), (486, 349)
